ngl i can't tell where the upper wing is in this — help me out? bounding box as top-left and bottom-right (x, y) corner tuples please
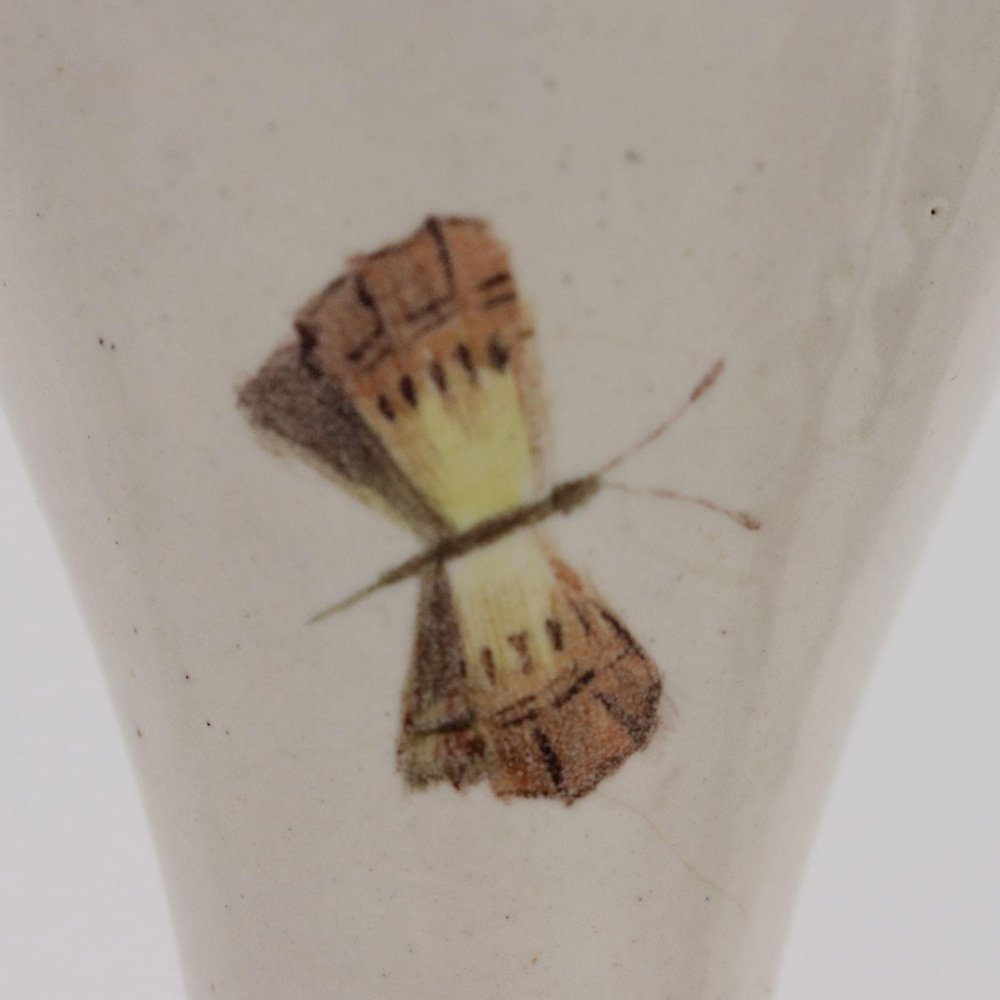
(290, 216), (546, 532)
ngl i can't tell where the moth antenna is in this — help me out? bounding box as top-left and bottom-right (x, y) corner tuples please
(595, 358), (725, 476)
(308, 540), (446, 623)
(307, 580), (385, 624)
(604, 481), (761, 532)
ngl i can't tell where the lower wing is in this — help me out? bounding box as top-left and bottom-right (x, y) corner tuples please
(397, 530), (666, 803)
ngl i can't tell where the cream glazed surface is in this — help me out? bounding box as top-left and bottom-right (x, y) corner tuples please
(2, 3), (1000, 998)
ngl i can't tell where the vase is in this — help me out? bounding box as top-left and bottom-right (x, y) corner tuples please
(2, 3), (999, 998)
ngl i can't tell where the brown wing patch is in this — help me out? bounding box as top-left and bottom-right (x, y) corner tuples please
(238, 344), (448, 541)
(484, 601), (662, 803)
(397, 563), (487, 790)
(297, 217), (526, 388)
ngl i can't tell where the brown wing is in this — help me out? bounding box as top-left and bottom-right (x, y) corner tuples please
(483, 571), (663, 802)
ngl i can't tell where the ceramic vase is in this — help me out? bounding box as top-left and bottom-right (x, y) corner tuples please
(2, 3), (1000, 998)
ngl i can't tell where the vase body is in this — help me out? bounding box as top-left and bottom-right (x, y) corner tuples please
(2, 3), (1000, 998)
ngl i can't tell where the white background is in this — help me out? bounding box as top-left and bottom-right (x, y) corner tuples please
(2, 386), (998, 1000)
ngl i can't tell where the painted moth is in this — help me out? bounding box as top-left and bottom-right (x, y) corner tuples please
(240, 217), (721, 803)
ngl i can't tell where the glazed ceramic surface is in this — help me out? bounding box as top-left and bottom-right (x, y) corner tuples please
(2, 3), (1000, 998)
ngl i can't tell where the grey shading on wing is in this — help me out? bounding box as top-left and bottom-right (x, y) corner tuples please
(397, 562), (487, 790)
(239, 343), (449, 542)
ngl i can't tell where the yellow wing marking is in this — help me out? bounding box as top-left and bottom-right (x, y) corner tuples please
(447, 531), (560, 700)
(363, 359), (535, 530)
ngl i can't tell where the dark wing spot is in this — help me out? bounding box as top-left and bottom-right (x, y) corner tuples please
(455, 343), (477, 383)
(399, 374), (418, 407)
(488, 334), (510, 372)
(545, 617), (564, 651)
(507, 632), (532, 674)
(429, 360), (448, 393)
(481, 647), (497, 684)
(378, 395), (395, 421)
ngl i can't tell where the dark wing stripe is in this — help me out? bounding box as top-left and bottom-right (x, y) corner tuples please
(553, 668), (595, 708)
(598, 608), (639, 650)
(482, 291), (517, 310)
(426, 216), (456, 295)
(499, 708), (540, 729)
(345, 276), (388, 362)
(533, 727), (565, 792)
(476, 272), (511, 291)
(592, 691), (644, 746)
(569, 600), (593, 635)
